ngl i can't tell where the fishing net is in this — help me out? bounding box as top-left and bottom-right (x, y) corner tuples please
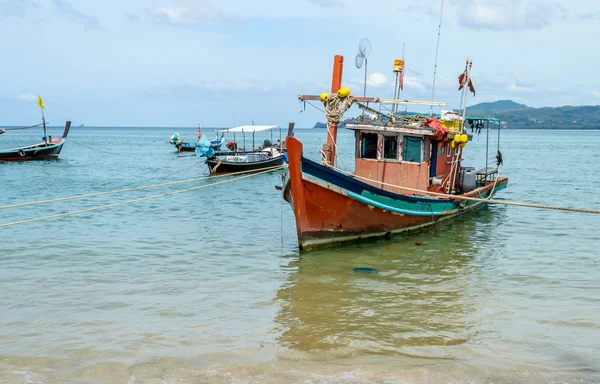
(325, 93), (355, 124)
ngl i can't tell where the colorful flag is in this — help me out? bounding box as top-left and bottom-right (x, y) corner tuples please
(458, 69), (475, 96)
(37, 94), (45, 109)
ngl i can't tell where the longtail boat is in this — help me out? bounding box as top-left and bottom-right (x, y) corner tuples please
(0, 121), (71, 162)
(204, 125), (285, 174)
(281, 55), (507, 251)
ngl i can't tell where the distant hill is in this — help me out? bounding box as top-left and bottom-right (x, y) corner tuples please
(314, 100), (600, 129)
(467, 100), (530, 114)
(466, 101), (600, 129)
(314, 119), (349, 129)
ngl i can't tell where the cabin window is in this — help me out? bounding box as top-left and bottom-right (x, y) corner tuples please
(383, 135), (398, 160)
(360, 133), (378, 159)
(446, 143), (451, 157)
(440, 143), (445, 156)
(402, 136), (422, 163)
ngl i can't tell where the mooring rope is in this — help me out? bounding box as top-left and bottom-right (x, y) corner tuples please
(0, 165), (286, 228)
(67, 138), (123, 156)
(0, 165), (286, 211)
(331, 166), (600, 215)
(155, 159), (205, 180)
(1, 123), (45, 131)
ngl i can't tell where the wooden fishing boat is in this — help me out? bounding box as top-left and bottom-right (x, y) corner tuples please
(169, 129), (224, 153)
(205, 125), (285, 174)
(171, 137), (224, 152)
(281, 55), (507, 251)
(0, 121), (71, 162)
(206, 148), (285, 174)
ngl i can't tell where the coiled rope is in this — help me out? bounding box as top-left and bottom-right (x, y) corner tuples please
(331, 166), (600, 215)
(0, 165), (286, 228)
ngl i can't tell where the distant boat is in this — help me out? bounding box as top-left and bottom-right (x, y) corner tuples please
(0, 121), (71, 162)
(203, 125), (286, 174)
(78, 124), (84, 127)
(169, 129), (224, 153)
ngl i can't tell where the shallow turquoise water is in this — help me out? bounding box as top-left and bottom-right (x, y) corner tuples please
(0, 127), (599, 383)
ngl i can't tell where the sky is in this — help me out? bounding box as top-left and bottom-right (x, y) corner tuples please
(0, 0), (598, 127)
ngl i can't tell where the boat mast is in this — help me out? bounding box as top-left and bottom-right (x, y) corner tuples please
(460, 60), (472, 133)
(37, 94), (47, 144)
(324, 55), (344, 167)
(430, 0), (445, 116)
(392, 44), (405, 116)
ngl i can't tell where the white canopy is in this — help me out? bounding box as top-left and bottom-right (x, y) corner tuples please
(219, 125), (280, 133)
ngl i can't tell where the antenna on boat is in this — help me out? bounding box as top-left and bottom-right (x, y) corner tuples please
(355, 38), (372, 97)
(392, 44), (406, 115)
(430, 0), (445, 116)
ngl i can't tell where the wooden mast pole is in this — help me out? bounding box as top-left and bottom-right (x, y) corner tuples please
(324, 55), (344, 166)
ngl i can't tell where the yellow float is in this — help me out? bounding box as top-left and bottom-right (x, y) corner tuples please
(337, 88), (351, 98)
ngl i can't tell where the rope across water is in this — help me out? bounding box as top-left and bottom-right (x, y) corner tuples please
(0, 165), (286, 228)
(331, 166), (600, 215)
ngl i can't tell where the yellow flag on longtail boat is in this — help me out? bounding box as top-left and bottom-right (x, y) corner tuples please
(37, 94), (45, 110)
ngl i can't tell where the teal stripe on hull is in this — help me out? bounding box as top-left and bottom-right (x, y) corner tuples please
(349, 182), (507, 217)
(360, 190), (456, 215)
(347, 191), (443, 217)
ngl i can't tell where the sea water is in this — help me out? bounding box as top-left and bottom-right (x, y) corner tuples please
(0, 127), (599, 383)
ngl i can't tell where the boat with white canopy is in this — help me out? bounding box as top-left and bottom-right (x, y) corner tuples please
(203, 125), (286, 174)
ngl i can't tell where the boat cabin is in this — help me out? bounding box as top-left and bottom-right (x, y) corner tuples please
(345, 114), (500, 195)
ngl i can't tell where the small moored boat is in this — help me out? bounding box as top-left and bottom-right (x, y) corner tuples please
(201, 125), (286, 175)
(0, 121), (71, 162)
(169, 127), (224, 153)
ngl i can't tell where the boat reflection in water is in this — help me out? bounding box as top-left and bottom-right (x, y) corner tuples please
(274, 208), (498, 362)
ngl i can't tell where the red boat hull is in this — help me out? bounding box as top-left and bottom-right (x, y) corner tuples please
(283, 137), (507, 250)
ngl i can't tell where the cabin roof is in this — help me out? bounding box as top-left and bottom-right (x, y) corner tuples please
(344, 122), (436, 136)
(219, 125), (280, 133)
(395, 113), (500, 122)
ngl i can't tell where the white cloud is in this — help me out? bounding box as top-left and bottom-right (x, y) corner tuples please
(15, 94), (36, 101)
(350, 72), (389, 90)
(403, 76), (427, 92)
(592, 91), (600, 98)
(148, 0), (232, 25)
(404, 0), (443, 20)
(459, 0), (567, 31)
(350, 72), (429, 94)
(186, 80), (273, 92)
(0, 0), (39, 18)
(52, 0), (102, 30)
(366, 72), (388, 88)
(308, 0), (343, 8)
(505, 77), (537, 93)
(123, 12), (140, 22)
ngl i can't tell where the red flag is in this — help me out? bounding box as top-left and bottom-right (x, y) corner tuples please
(467, 78), (475, 96)
(458, 70), (468, 90)
(458, 68), (475, 96)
